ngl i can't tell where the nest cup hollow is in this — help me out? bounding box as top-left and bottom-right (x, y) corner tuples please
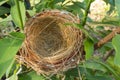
(17, 10), (84, 75)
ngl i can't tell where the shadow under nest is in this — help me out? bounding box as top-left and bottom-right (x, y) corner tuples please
(16, 10), (84, 75)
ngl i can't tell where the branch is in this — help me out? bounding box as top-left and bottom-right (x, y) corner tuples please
(102, 49), (114, 61)
(94, 27), (120, 49)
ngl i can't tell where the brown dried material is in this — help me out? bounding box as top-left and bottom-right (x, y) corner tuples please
(16, 10), (84, 75)
(95, 27), (120, 49)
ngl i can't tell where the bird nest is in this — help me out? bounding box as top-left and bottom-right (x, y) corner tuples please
(17, 10), (84, 75)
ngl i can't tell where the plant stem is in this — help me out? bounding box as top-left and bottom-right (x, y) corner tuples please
(16, 0), (24, 31)
(77, 65), (82, 80)
(102, 49), (114, 61)
(82, 0), (93, 26)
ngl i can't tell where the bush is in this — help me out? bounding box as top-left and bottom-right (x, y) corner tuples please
(0, 0), (120, 80)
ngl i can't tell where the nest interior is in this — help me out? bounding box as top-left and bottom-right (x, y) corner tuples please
(18, 10), (84, 75)
(29, 17), (74, 57)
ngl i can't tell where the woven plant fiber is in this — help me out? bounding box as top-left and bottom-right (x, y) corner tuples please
(17, 10), (84, 75)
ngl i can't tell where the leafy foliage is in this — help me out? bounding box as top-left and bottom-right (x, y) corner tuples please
(0, 0), (120, 80)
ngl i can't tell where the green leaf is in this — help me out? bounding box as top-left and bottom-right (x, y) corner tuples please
(99, 42), (113, 54)
(112, 34), (120, 66)
(66, 1), (85, 11)
(80, 60), (119, 80)
(103, 0), (115, 14)
(54, 0), (65, 4)
(27, 10), (36, 17)
(10, 32), (25, 39)
(35, 2), (45, 12)
(115, 0), (120, 20)
(86, 75), (113, 80)
(74, 24), (94, 41)
(84, 38), (94, 60)
(0, 36), (24, 79)
(95, 60), (120, 80)
(0, 15), (12, 23)
(6, 59), (15, 78)
(107, 57), (120, 74)
(91, 20), (120, 26)
(65, 67), (86, 80)
(6, 74), (18, 80)
(18, 71), (44, 80)
(10, 0), (25, 30)
(80, 60), (107, 72)
(0, 0), (9, 6)
(0, 6), (10, 16)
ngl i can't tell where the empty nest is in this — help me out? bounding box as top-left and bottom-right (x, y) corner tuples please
(17, 10), (84, 75)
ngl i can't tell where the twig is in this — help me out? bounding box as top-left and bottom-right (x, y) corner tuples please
(95, 27), (120, 49)
(102, 49), (114, 61)
(77, 65), (82, 80)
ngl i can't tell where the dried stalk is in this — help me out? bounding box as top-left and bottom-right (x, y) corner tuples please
(95, 27), (120, 49)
